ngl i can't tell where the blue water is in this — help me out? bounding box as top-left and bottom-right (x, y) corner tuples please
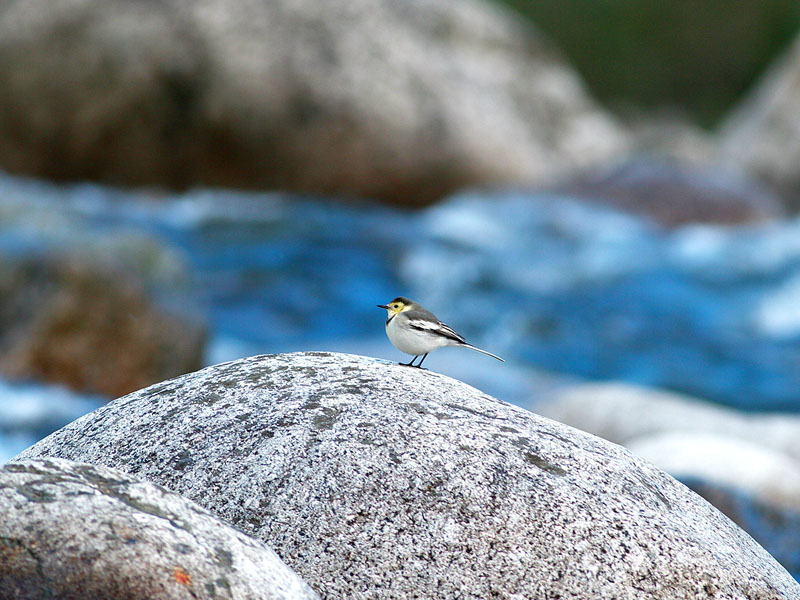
(406, 194), (800, 411)
(3, 170), (800, 464)
(0, 380), (105, 462)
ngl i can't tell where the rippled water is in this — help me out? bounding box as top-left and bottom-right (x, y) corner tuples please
(0, 379), (105, 462)
(3, 170), (800, 461)
(407, 193), (800, 410)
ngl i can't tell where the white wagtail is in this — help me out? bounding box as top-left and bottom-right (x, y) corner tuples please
(377, 296), (504, 368)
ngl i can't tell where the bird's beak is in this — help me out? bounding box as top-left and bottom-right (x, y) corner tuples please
(377, 304), (389, 309)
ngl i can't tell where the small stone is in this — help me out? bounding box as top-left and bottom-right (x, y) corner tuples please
(0, 458), (319, 599)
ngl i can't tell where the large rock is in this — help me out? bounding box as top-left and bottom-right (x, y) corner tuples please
(720, 34), (800, 209)
(17, 352), (800, 599)
(0, 0), (628, 205)
(0, 457), (318, 599)
(0, 254), (205, 398)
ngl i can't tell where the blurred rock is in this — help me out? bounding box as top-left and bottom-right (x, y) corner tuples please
(0, 0), (629, 205)
(627, 431), (800, 512)
(18, 352), (800, 599)
(552, 158), (785, 226)
(538, 382), (800, 463)
(539, 380), (800, 541)
(0, 255), (205, 398)
(720, 35), (800, 210)
(0, 458), (319, 599)
(682, 478), (800, 580)
(623, 109), (719, 165)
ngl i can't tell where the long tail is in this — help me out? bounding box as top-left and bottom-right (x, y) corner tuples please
(461, 343), (504, 362)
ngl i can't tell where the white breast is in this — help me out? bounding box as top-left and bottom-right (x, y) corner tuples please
(386, 315), (452, 355)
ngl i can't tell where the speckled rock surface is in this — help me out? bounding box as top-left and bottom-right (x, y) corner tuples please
(538, 381), (800, 579)
(17, 352), (800, 599)
(0, 458), (319, 600)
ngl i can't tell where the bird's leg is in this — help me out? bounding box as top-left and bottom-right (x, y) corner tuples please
(414, 353), (429, 368)
(399, 355), (418, 367)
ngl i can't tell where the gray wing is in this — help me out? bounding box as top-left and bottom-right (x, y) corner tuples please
(402, 309), (467, 344)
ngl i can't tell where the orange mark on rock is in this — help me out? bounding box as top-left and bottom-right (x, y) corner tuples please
(173, 567), (191, 585)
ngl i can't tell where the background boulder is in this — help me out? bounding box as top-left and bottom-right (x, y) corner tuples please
(0, 0), (628, 205)
(0, 255), (205, 398)
(0, 458), (319, 599)
(537, 382), (800, 463)
(721, 34), (800, 209)
(18, 352), (800, 599)
(627, 431), (800, 512)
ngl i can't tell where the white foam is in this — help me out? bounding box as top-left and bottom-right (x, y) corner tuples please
(0, 379), (105, 463)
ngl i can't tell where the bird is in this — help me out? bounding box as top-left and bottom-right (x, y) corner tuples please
(377, 296), (504, 368)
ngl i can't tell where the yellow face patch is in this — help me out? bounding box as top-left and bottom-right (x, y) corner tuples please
(387, 301), (406, 315)
(379, 297), (414, 316)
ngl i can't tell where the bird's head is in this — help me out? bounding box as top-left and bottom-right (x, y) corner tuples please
(377, 297), (414, 316)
